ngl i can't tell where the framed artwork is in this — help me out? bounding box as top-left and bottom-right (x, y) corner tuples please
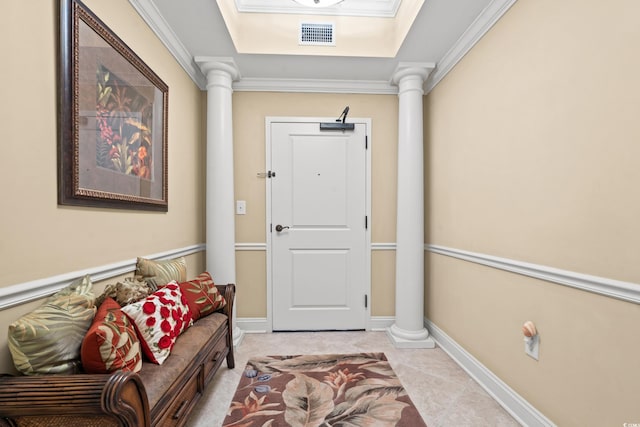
(58, 0), (168, 211)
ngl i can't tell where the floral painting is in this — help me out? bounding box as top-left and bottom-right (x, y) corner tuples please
(223, 353), (427, 427)
(96, 65), (153, 180)
(58, 0), (168, 211)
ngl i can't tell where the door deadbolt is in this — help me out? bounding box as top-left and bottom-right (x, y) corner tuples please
(275, 224), (290, 232)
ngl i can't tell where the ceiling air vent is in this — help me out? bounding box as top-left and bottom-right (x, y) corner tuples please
(299, 22), (335, 46)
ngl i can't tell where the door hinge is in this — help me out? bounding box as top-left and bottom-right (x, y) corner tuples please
(365, 135), (368, 149)
(257, 171), (276, 178)
(365, 216), (368, 230)
(365, 295), (368, 308)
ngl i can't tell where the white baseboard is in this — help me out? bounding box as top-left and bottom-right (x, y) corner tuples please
(236, 317), (269, 333)
(234, 315), (553, 425)
(236, 316), (395, 333)
(370, 316), (395, 331)
(425, 318), (556, 427)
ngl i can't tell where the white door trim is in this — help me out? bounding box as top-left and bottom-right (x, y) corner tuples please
(265, 116), (372, 332)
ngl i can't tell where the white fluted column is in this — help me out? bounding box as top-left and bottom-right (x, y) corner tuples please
(195, 57), (244, 347)
(387, 63), (436, 349)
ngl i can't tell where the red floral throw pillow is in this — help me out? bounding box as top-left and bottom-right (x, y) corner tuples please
(121, 282), (193, 364)
(178, 272), (226, 321)
(81, 297), (142, 374)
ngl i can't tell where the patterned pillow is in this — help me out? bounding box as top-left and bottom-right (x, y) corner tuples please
(81, 297), (142, 374)
(8, 275), (96, 375)
(178, 272), (226, 321)
(96, 276), (154, 307)
(121, 282), (193, 365)
(135, 257), (187, 287)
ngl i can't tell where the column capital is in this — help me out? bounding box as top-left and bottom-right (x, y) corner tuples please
(390, 62), (435, 87)
(195, 56), (240, 85)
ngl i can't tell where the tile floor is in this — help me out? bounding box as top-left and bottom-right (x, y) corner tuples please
(186, 331), (521, 427)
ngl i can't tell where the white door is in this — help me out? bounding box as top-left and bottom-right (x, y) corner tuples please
(270, 121), (368, 331)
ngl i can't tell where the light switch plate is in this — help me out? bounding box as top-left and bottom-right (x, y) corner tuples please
(236, 200), (246, 215)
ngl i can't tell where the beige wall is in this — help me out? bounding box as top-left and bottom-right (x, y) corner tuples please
(425, 0), (640, 424)
(0, 1), (206, 372)
(4, 0), (637, 422)
(232, 92), (398, 317)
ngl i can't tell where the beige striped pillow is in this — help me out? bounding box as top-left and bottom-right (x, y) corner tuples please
(8, 275), (96, 375)
(135, 257), (187, 287)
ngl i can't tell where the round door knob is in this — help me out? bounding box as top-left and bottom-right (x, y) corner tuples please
(275, 224), (290, 232)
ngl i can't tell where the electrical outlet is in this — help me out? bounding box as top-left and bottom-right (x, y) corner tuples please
(524, 335), (539, 360)
(236, 200), (246, 215)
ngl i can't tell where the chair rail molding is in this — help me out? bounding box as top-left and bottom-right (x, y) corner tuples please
(0, 244), (206, 311)
(241, 243), (397, 251)
(232, 243), (640, 303)
(235, 243), (267, 251)
(372, 242), (397, 250)
(427, 244), (640, 304)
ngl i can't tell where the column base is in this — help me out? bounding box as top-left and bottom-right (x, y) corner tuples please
(386, 324), (436, 349)
(233, 326), (245, 349)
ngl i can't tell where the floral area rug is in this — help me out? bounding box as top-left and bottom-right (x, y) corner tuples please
(222, 353), (427, 427)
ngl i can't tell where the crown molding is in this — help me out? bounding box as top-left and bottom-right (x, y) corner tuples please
(233, 78), (398, 94)
(426, 0), (518, 92)
(130, 0), (517, 93)
(233, 0), (401, 17)
(128, 0), (207, 89)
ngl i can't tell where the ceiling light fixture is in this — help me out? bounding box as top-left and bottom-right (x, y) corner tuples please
(293, 0), (344, 7)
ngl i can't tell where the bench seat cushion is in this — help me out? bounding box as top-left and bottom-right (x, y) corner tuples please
(137, 312), (227, 409)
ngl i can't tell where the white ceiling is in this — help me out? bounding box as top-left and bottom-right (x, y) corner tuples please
(130, 0), (517, 92)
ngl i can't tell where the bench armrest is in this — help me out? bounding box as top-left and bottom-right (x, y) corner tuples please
(215, 283), (236, 369)
(0, 371), (150, 427)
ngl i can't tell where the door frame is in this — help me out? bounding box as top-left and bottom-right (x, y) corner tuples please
(265, 116), (372, 332)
